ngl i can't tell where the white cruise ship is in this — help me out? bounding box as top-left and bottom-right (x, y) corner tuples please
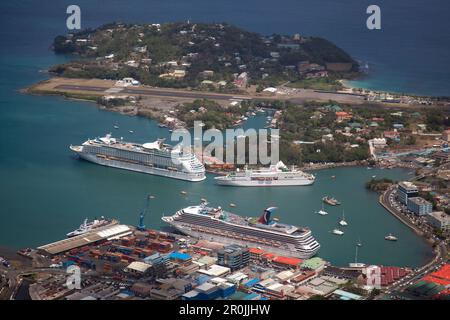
(162, 204), (320, 259)
(214, 161), (315, 187)
(70, 134), (205, 182)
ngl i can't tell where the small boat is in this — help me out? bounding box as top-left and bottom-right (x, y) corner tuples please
(158, 123), (167, 128)
(372, 175), (376, 178)
(0, 257), (10, 268)
(129, 130), (134, 133)
(339, 211), (348, 226)
(331, 175), (336, 179)
(67, 217), (110, 237)
(332, 229), (344, 236)
(113, 125), (119, 129)
(323, 196), (341, 206)
(385, 234), (398, 241)
(180, 191), (187, 195)
(357, 237), (363, 247)
(316, 203), (328, 216)
(229, 203), (236, 207)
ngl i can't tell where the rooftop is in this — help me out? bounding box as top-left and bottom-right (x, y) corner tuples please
(126, 261), (152, 273)
(408, 197), (431, 206)
(428, 211), (450, 223)
(398, 181), (418, 191)
(37, 224), (130, 255)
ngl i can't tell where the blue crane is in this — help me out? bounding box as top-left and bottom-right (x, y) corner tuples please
(137, 194), (153, 231)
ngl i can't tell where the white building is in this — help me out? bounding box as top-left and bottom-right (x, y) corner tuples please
(124, 262), (152, 275)
(426, 211), (450, 231)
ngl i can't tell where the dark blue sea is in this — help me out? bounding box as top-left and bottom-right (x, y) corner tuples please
(2, 0), (449, 96)
(0, 0), (446, 266)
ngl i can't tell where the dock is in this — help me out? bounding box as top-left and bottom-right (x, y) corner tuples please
(37, 223), (132, 256)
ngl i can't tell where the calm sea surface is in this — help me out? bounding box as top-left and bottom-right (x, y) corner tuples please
(0, 0), (442, 266)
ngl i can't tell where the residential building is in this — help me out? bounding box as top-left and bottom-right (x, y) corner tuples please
(335, 111), (352, 122)
(426, 211), (450, 231)
(384, 130), (400, 141)
(442, 129), (450, 142)
(432, 151), (450, 162)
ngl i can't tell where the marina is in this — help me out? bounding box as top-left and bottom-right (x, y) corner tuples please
(0, 79), (434, 267)
(0, 0), (440, 270)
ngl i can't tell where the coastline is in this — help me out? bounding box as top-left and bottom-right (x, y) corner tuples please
(378, 185), (443, 269)
(339, 79), (450, 102)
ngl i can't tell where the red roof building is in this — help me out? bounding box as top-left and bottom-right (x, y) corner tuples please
(423, 264), (450, 286)
(272, 256), (303, 269)
(384, 131), (400, 140)
(335, 111), (352, 122)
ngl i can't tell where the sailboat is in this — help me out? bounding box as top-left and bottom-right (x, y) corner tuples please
(339, 210), (348, 226)
(357, 237), (363, 247)
(316, 203), (328, 216)
(349, 242), (366, 268)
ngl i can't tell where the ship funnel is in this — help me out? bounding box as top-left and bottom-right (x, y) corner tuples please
(258, 207), (277, 225)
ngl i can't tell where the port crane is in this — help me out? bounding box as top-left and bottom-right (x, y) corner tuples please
(137, 194), (154, 231)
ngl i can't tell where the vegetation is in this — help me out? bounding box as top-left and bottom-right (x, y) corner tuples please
(286, 78), (344, 91)
(277, 103), (370, 165)
(50, 22), (359, 90)
(425, 108), (450, 132)
(177, 99), (241, 130)
(366, 178), (394, 192)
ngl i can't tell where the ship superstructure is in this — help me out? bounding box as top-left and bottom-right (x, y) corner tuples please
(70, 134), (205, 182)
(214, 161), (315, 186)
(162, 204), (320, 259)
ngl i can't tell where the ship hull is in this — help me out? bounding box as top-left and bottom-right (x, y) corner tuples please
(215, 177), (314, 187)
(163, 218), (320, 259)
(74, 151), (206, 182)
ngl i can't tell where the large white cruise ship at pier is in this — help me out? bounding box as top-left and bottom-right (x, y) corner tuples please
(162, 204), (320, 259)
(70, 134), (206, 182)
(214, 161), (315, 187)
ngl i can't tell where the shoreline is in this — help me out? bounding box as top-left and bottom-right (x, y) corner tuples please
(378, 186), (442, 269)
(0, 166), (431, 270)
(339, 79), (450, 102)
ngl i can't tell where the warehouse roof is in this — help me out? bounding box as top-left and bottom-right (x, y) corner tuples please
(125, 261), (152, 273)
(37, 223), (130, 255)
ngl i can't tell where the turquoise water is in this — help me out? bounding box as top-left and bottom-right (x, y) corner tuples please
(0, 87), (433, 266)
(0, 1), (440, 267)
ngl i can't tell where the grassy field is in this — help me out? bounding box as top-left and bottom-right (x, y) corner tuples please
(286, 78), (343, 91)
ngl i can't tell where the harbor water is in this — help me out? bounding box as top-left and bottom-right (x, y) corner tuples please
(0, 1), (440, 267)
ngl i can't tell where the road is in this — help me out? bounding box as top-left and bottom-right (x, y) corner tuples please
(55, 84), (251, 101)
(52, 83), (365, 104)
(379, 186), (448, 295)
(0, 265), (69, 300)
